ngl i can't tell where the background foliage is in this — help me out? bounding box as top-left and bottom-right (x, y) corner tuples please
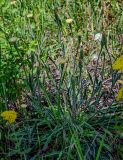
(0, 0), (123, 159)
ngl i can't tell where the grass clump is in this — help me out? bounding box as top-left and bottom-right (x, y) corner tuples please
(0, 0), (123, 159)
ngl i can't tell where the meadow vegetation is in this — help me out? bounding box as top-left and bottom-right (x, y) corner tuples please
(0, 0), (123, 159)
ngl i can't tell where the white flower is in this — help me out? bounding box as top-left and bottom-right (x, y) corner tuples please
(91, 54), (98, 61)
(94, 33), (102, 42)
(27, 13), (33, 18)
(9, 37), (18, 43)
(10, 1), (16, 5)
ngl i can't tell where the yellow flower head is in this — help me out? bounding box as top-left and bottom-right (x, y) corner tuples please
(116, 87), (123, 101)
(66, 18), (73, 24)
(112, 55), (123, 72)
(1, 110), (17, 124)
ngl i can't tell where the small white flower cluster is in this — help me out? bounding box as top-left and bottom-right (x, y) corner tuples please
(94, 33), (103, 42)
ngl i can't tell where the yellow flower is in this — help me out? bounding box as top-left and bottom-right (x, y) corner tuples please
(116, 87), (123, 101)
(112, 55), (123, 71)
(1, 110), (17, 124)
(66, 18), (73, 24)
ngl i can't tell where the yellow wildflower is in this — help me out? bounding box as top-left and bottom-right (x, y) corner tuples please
(66, 18), (73, 24)
(116, 87), (123, 101)
(1, 110), (17, 124)
(112, 55), (123, 71)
